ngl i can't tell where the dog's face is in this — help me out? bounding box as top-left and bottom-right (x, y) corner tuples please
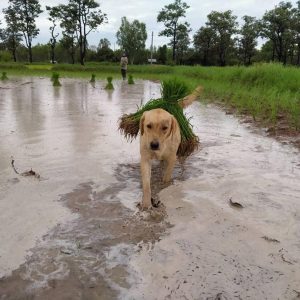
(140, 109), (176, 152)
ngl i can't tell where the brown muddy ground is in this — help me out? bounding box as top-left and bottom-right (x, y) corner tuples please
(0, 78), (300, 299)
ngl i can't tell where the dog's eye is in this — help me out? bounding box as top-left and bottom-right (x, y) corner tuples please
(147, 124), (152, 129)
(162, 126), (168, 131)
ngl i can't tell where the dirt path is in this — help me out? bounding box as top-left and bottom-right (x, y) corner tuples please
(0, 78), (299, 299)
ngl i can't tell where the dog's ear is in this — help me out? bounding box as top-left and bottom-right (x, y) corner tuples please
(167, 116), (177, 137)
(140, 113), (145, 135)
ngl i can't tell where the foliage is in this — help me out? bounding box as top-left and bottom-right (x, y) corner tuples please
(5, 0), (43, 63)
(205, 10), (238, 66)
(54, 0), (107, 65)
(157, 0), (190, 63)
(119, 78), (199, 157)
(238, 16), (260, 65)
(2, 5), (23, 62)
(128, 74), (134, 84)
(116, 17), (147, 64)
(97, 38), (114, 62)
(46, 6), (60, 64)
(90, 74), (96, 82)
(157, 45), (168, 64)
(260, 1), (295, 64)
(51, 72), (61, 86)
(105, 76), (114, 89)
(161, 77), (190, 101)
(1, 71), (8, 80)
(193, 26), (216, 66)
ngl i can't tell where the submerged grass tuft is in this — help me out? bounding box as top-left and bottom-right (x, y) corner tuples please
(51, 72), (61, 86)
(90, 74), (96, 83)
(128, 74), (134, 84)
(1, 72), (8, 80)
(105, 76), (114, 89)
(0, 62), (298, 131)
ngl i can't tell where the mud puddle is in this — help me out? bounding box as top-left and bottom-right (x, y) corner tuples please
(0, 77), (300, 299)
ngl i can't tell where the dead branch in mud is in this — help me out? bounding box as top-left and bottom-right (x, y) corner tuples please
(11, 159), (19, 174)
(229, 197), (244, 209)
(10, 158), (40, 179)
(261, 236), (280, 243)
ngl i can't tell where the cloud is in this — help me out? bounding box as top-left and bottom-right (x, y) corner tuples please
(0, 0), (298, 48)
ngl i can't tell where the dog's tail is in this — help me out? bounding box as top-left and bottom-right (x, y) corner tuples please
(178, 85), (203, 109)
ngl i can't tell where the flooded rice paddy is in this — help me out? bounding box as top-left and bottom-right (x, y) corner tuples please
(0, 77), (299, 299)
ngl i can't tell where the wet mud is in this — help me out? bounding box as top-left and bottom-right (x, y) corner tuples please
(0, 77), (300, 299)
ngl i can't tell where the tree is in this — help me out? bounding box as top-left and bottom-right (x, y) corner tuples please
(238, 16), (259, 65)
(5, 0), (43, 63)
(157, 0), (190, 63)
(2, 6), (22, 62)
(97, 38), (114, 62)
(260, 2), (295, 64)
(194, 26), (216, 66)
(206, 10), (238, 66)
(98, 38), (110, 50)
(116, 17), (147, 64)
(46, 6), (60, 63)
(56, 0), (107, 65)
(157, 45), (168, 64)
(60, 34), (77, 64)
(292, 1), (300, 65)
(176, 24), (191, 64)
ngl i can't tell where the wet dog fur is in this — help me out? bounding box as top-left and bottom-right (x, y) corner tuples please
(139, 108), (181, 209)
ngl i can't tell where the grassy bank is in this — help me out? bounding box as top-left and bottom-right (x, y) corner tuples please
(1, 62), (299, 130)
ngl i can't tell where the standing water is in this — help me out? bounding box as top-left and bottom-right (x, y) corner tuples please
(0, 78), (299, 299)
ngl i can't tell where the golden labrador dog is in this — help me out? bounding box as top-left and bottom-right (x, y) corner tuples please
(139, 108), (181, 209)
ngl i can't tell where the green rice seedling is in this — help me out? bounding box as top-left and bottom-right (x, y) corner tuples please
(128, 74), (134, 84)
(52, 72), (61, 86)
(119, 78), (201, 157)
(1, 72), (8, 80)
(105, 76), (114, 89)
(90, 74), (96, 83)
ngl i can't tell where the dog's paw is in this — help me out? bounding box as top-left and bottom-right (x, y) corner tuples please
(137, 201), (152, 210)
(151, 197), (161, 208)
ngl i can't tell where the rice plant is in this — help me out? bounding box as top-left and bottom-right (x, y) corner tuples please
(128, 74), (134, 84)
(119, 78), (201, 157)
(51, 72), (61, 86)
(1, 72), (8, 80)
(105, 76), (114, 89)
(90, 74), (96, 83)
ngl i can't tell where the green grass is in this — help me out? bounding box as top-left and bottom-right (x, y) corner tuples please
(0, 62), (299, 130)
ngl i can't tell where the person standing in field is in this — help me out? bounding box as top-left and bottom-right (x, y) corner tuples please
(120, 53), (128, 80)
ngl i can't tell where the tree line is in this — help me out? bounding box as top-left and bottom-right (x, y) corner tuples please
(0, 0), (300, 66)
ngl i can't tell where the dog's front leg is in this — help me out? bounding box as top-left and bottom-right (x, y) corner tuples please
(141, 158), (152, 209)
(163, 155), (176, 183)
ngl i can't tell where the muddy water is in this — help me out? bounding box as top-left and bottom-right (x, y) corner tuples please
(0, 78), (299, 299)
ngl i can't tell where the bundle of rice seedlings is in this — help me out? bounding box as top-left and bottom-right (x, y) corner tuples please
(1, 72), (8, 80)
(128, 74), (134, 84)
(105, 76), (114, 89)
(90, 74), (96, 83)
(119, 78), (202, 157)
(51, 72), (61, 86)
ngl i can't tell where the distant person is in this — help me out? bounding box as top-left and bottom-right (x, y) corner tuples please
(120, 53), (128, 80)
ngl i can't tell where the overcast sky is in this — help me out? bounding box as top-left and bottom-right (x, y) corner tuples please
(0, 0), (299, 49)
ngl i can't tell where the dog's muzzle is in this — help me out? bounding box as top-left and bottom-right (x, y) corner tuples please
(150, 141), (159, 151)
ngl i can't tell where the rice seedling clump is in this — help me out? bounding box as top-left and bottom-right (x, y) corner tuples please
(119, 78), (202, 157)
(105, 76), (114, 89)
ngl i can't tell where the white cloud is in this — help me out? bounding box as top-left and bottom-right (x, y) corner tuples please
(0, 0), (298, 48)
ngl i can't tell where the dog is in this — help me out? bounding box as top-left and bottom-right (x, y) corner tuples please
(139, 108), (181, 209)
(138, 86), (203, 209)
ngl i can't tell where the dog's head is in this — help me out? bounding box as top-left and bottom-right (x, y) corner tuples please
(140, 108), (177, 151)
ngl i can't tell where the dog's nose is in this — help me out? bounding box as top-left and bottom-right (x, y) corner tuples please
(150, 141), (159, 150)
